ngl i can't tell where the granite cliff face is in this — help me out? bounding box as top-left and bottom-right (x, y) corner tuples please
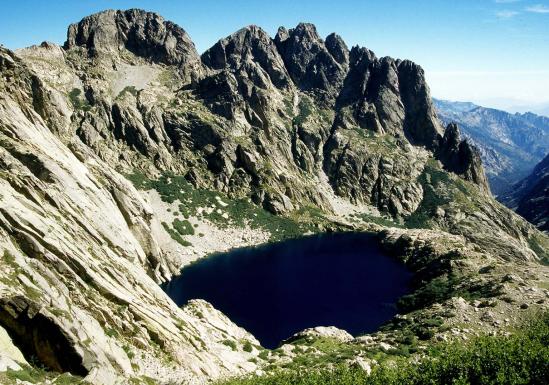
(0, 8), (547, 385)
(0, 45), (260, 385)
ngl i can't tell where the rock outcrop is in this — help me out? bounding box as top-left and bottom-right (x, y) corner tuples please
(437, 123), (489, 191)
(65, 9), (203, 80)
(275, 23), (348, 103)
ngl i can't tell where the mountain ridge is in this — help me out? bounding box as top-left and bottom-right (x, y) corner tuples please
(58, 8), (489, 213)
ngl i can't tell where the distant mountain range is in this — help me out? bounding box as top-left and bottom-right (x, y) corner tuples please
(434, 99), (549, 195)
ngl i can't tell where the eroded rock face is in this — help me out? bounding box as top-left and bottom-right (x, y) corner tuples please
(275, 23), (348, 102)
(0, 296), (88, 376)
(397, 60), (444, 149)
(323, 133), (426, 216)
(0, 45), (260, 384)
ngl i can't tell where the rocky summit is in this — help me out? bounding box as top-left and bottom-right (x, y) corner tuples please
(0, 8), (548, 385)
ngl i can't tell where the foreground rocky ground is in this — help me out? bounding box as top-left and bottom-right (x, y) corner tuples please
(0, 8), (547, 385)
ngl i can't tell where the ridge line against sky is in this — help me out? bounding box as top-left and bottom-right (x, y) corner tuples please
(1, 0), (548, 115)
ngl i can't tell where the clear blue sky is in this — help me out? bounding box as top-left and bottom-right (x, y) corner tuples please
(1, 0), (548, 111)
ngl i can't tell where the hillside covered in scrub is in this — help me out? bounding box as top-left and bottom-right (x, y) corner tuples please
(218, 313), (549, 385)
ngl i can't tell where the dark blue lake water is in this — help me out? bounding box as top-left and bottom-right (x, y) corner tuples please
(163, 232), (412, 349)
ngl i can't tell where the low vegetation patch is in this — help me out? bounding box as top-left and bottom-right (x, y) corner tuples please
(219, 312), (549, 385)
(127, 172), (323, 241)
(292, 97), (314, 126)
(117, 85), (138, 99)
(172, 218), (195, 236)
(350, 212), (404, 228)
(68, 88), (92, 112)
(161, 221), (192, 247)
(222, 339), (238, 351)
(0, 365), (87, 385)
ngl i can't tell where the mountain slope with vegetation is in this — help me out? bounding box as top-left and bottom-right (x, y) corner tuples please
(0, 9), (547, 385)
(219, 312), (549, 385)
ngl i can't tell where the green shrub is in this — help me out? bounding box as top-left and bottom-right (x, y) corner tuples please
(161, 222), (192, 247)
(123, 345), (135, 359)
(5, 366), (46, 383)
(173, 219), (195, 236)
(2, 250), (15, 264)
(222, 339), (237, 351)
(243, 341), (254, 353)
(68, 88), (91, 112)
(105, 328), (119, 338)
(397, 274), (459, 312)
(125, 172), (152, 190)
(117, 86), (138, 99)
(292, 97), (314, 126)
(2, 365), (86, 384)
(54, 373), (87, 384)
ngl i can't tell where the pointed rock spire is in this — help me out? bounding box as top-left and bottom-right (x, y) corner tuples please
(437, 123), (490, 191)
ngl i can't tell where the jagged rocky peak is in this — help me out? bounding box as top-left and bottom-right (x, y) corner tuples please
(197, 25), (292, 123)
(58, 11), (489, 204)
(64, 9), (200, 68)
(437, 123), (489, 191)
(201, 25), (291, 89)
(397, 59), (444, 149)
(335, 46), (377, 108)
(275, 23), (349, 99)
